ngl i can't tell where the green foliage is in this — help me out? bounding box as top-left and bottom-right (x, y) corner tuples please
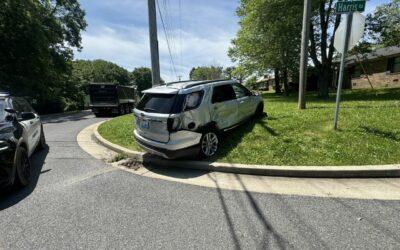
(189, 66), (224, 80)
(366, 0), (400, 47)
(72, 60), (130, 92)
(244, 76), (258, 90)
(0, 0), (87, 113)
(229, 0), (302, 81)
(98, 114), (142, 152)
(129, 67), (152, 95)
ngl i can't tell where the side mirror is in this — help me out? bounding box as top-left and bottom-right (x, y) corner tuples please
(5, 108), (16, 114)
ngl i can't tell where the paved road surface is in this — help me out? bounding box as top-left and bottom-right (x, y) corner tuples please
(1, 112), (400, 249)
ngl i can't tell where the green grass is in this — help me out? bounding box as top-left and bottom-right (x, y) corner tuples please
(98, 88), (400, 166)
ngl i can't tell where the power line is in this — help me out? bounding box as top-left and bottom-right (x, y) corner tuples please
(156, 0), (178, 80)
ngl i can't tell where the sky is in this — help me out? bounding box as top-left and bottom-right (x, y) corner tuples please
(75, 0), (390, 82)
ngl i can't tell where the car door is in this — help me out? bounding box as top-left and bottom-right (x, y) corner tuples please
(13, 98), (40, 155)
(232, 83), (256, 120)
(210, 84), (239, 130)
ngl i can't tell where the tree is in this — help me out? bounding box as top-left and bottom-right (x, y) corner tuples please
(229, 0), (302, 95)
(366, 0), (400, 47)
(130, 67), (152, 96)
(308, 0), (342, 98)
(0, 0), (87, 113)
(189, 66), (223, 80)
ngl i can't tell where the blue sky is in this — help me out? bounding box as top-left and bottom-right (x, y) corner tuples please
(75, 0), (390, 82)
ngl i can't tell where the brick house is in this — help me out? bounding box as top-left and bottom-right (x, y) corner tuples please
(333, 46), (400, 89)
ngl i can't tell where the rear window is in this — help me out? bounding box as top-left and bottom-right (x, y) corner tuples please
(137, 94), (185, 114)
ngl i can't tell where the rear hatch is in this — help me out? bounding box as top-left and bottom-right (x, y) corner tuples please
(134, 92), (184, 143)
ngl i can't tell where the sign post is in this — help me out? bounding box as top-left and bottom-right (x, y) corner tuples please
(333, 0), (365, 130)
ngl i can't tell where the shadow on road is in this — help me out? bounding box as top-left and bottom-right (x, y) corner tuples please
(0, 146), (49, 211)
(42, 110), (93, 124)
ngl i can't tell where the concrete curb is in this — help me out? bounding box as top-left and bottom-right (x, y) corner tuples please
(93, 122), (400, 178)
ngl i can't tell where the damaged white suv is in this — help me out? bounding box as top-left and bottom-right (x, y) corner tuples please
(133, 79), (264, 159)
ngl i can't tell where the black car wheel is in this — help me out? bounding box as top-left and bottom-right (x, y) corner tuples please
(15, 147), (31, 187)
(37, 125), (47, 150)
(254, 103), (264, 118)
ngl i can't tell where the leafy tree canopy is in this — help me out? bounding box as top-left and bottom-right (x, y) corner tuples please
(129, 67), (152, 95)
(0, 0), (87, 113)
(189, 66), (224, 80)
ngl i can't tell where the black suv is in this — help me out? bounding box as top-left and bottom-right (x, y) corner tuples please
(0, 92), (46, 188)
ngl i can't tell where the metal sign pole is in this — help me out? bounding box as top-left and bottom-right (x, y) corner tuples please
(333, 13), (353, 130)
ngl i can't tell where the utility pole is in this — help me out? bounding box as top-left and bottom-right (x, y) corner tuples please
(333, 13), (353, 130)
(298, 0), (312, 110)
(148, 0), (161, 86)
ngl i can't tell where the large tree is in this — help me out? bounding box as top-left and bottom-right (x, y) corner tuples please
(229, 0), (302, 95)
(0, 0), (87, 113)
(308, 0), (343, 98)
(366, 0), (400, 47)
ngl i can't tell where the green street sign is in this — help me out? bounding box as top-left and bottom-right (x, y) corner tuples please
(335, 1), (366, 13)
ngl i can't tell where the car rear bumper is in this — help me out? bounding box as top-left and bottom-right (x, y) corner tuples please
(134, 129), (201, 159)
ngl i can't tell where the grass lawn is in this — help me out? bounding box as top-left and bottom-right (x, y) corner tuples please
(98, 88), (400, 166)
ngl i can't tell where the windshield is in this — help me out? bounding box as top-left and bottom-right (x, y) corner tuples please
(0, 100), (6, 121)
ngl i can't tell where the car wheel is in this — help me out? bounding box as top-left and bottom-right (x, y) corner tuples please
(199, 131), (219, 158)
(254, 103), (264, 118)
(119, 106), (125, 115)
(37, 125), (47, 150)
(15, 147), (31, 187)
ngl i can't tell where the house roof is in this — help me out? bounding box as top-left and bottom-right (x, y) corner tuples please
(335, 46), (400, 66)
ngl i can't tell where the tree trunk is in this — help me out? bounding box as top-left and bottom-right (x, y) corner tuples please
(283, 69), (289, 96)
(274, 68), (281, 94)
(317, 65), (332, 98)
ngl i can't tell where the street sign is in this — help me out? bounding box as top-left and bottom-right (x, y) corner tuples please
(334, 12), (365, 53)
(336, 1), (366, 13)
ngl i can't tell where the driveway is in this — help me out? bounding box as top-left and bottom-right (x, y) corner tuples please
(0, 112), (399, 249)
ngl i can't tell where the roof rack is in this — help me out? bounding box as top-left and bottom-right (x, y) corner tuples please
(183, 79), (231, 89)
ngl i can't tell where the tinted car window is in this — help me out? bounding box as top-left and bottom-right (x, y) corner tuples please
(137, 94), (180, 114)
(212, 84), (236, 104)
(232, 84), (247, 98)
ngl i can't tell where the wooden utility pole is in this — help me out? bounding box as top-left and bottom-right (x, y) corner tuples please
(148, 0), (161, 86)
(298, 0), (312, 109)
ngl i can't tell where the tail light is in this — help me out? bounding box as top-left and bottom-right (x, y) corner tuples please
(167, 117), (181, 132)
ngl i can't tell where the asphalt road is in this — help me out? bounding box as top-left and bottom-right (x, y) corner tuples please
(1, 112), (400, 249)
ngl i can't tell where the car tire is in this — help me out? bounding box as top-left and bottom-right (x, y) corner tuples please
(37, 125), (47, 150)
(14, 147), (31, 187)
(254, 103), (264, 118)
(119, 105), (125, 115)
(199, 131), (219, 159)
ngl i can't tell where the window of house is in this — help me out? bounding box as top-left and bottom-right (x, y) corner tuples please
(388, 57), (400, 73)
(351, 66), (362, 78)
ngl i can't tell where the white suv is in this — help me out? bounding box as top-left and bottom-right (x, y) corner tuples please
(133, 79), (264, 159)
